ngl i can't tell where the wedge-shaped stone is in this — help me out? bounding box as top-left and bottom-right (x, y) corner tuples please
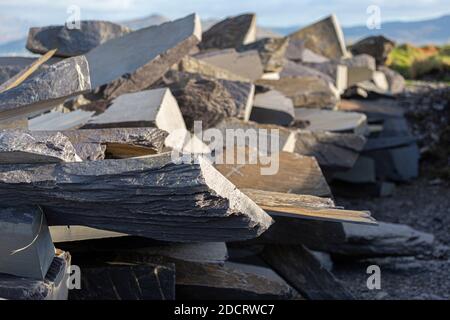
(0, 206), (55, 280)
(176, 56), (250, 82)
(257, 77), (339, 109)
(349, 35), (395, 65)
(29, 110), (95, 131)
(70, 262), (175, 300)
(0, 130), (79, 164)
(300, 61), (348, 93)
(199, 14), (256, 50)
(238, 37), (289, 73)
(61, 127), (168, 160)
(250, 90), (294, 126)
(288, 14), (348, 60)
(0, 250), (70, 300)
(0, 153), (272, 242)
(215, 148), (331, 197)
(262, 245), (354, 300)
(26, 21), (131, 57)
(85, 88), (185, 133)
(155, 71), (254, 128)
(196, 49), (264, 81)
(0, 56), (91, 121)
(50, 226), (124, 243)
(86, 14), (201, 99)
(176, 261), (298, 300)
(285, 38), (330, 63)
(294, 108), (368, 135)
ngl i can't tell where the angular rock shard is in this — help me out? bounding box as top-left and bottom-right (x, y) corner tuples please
(257, 77), (339, 109)
(199, 14), (256, 51)
(250, 90), (294, 126)
(0, 130), (79, 164)
(69, 262), (175, 300)
(288, 14), (348, 60)
(0, 153), (272, 242)
(85, 88), (186, 133)
(196, 49), (264, 81)
(0, 250), (70, 300)
(0, 56), (91, 121)
(26, 21), (131, 57)
(0, 206), (55, 280)
(262, 245), (354, 300)
(349, 35), (395, 66)
(86, 14), (202, 99)
(238, 37), (289, 73)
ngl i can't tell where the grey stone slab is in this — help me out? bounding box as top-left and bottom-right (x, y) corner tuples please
(29, 110), (95, 131)
(0, 130), (79, 164)
(250, 90), (295, 126)
(281, 60), (335, 84)
(0, 153), (273, 242)
(196, 49), (264, 81)
(288, 14), (348, 60)
(338, 99), (405, 120)
(262, 244), (354, 300)
(86, 14), (201, 98)
(378, 66), (405, 94)
(364, 136), (416, 151)
(285, 38), (330, 63)
(26, 21), (131, 57)
(85, 88), (186, 133)
(0, 250), (70, 300)
(199, 14), (256, 51)
(0, 206), (55, 280)
(238, 37), (289, 73)
(349, 35), (395, 65)
(0, 117), (28, 130)
(0, 56), (91, 121)
(333, 156), (376, 183)
(70, 262), (175, 300)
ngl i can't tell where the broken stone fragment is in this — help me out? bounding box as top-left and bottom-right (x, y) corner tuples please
(0, 56), (91, 121)
(0, 130), (80, 164)
(238, 37), (289, 73)
(199, 14), (256, 51)
(257, 77), (340, 109)
(29, 110), (95, 131)
(349, 35), (395, 65)
(86, 14), (202, 99)
(195, 49), (264, 81)
(378, 66), (405, 94)
(85, 88), (186, 134)
(0, 206), (55, 280)
(0, 153), (273, 242)
(26, 21), (131, 57)
(285, 38), (330, 63)
(0, 250), (70, 300)
(250, 90), (295, 126)
(288, 14), (348, 60)
(70, 262), (175, 300)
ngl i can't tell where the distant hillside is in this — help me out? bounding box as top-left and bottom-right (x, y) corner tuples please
(269, 15), (450, 45)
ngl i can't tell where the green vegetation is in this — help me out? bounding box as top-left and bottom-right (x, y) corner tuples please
(388, 44), (450, 81)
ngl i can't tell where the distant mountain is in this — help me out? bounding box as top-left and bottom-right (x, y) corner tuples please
(268, 15), (450, 45)
(0, 38), (30, 57)
(121, 14), (170, 30)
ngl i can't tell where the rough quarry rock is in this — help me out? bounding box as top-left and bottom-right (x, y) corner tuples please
(288, 15), (348, 60)
(86, 14), (201, 99)
(26, 21), (131, 57)
(196, 49), (264, 81)
(257, 77), (339, 109)
(285, 38), (330, 63)
(0, 206), (55, 280)
(378, 66), (405, 94)
(0, 250), (70, 300)
(238, 37), (289, 73)
(85, 88), (186, 133)
(29, 110), (95, 131)
(0, 130), (79, 164)
(199, 14), (256, 51)
(0, 153), (272, 242)
(349, 35), (395, 66)
(0, 56), (91, 121)
(250, 90), (295, 126)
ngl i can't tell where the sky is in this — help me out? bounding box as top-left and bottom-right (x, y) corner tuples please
(0, 0), (449, 27)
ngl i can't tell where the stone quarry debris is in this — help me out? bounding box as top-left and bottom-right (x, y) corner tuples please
(0, 56), (91, 121)
(250, 90), (295, 126)
(238, 37), (289, 73)
(199, 14), (256, 51)
(26, 21), (131, 57)
(288, 15), (348, 60)
(86, 14), (202, 98)
(349, 35), (395, 66)
(29, 110), (95, 131)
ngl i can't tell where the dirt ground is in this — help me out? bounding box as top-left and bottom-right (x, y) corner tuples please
(332, 82), (450, 300)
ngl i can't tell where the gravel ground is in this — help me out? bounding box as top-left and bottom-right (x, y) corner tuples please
(332, 82), (450, 300)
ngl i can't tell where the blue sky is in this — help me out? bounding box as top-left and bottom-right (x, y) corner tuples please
(0, 0), (449, 27)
